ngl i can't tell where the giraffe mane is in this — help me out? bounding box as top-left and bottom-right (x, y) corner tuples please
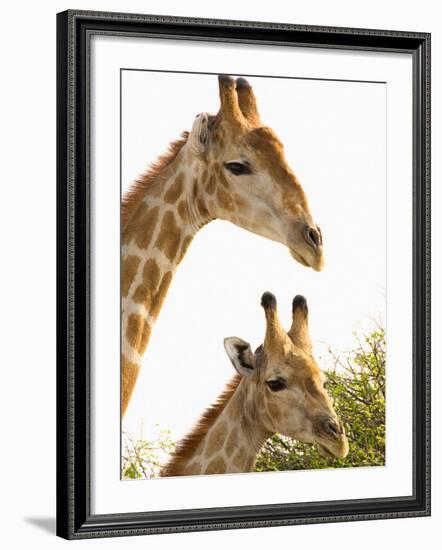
(121, 131), (189, 229)
(161, 373), (241, 477)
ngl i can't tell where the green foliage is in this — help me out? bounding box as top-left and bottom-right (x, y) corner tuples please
(122, 426), (175, 480)
(254, 327), (386, 472)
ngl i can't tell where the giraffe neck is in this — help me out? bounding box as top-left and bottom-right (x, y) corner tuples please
(163, 377), (272, 476)
(121, 140), (212, 413)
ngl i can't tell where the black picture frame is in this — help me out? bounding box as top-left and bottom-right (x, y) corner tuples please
(56, 9), (431, 540)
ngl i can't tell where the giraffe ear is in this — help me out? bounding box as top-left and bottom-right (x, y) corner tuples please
(224, 337), (256, 377)
(188, 112), (211, 154)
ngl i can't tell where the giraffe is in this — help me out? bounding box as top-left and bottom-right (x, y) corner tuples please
(122, 75), (325, 415)
(161, 292), (349, 476)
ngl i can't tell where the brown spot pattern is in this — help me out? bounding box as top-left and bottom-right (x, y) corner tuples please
(224, 429), (236, 457)
(123, 202), (148, 245)
(177, 235), (193, 264)
(206, 421), (227, 455)
(233, 448), (248, 470)
(126, 313), (151, 354)
(204, 456), (226, 475)
(233, 193), (249, 211)
(121, 255), (141, 298)
(197, 198), (210, 220)
(138, 322), (151, 355)
(150, 271), (173, 320)
(183, 463), (201, 476)
(154, 211), (181, 261)
(132, 205), (160, 250)
(218, 170), (230, 190)
(267, 403), (282, 424)
(164, 174), (184, 204)
(206, 173), (216, 195)
(132, 259), (161, 305)
(177, 200), (188, 222)
(121, 356), (140, 415)
(217, 187), (234, 212)
(192, 179), (199, 203)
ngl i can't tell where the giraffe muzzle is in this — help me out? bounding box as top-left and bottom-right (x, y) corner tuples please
(314, 417), (349, 458)
(288, 223), (325, 271)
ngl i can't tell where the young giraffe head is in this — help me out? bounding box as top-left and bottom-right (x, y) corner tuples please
(224, 292), (349, 459)
(187, 75), (324, 271)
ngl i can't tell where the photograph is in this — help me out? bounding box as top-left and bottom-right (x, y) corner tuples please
(120, 71), (386, 479)
(1, 0), (437, 547)
(55, 10), (430, 539)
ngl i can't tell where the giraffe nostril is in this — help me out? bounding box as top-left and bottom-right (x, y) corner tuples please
(305, 225), (321, 249)
(323, 419), (341, 439)
(328, 422), (338, 434)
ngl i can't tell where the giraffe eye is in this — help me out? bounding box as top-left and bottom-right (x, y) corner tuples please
(266, 379), (286, 392)
(224, 161), (252, 176)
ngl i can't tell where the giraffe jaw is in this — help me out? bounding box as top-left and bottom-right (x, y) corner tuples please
(315, 438), (349, 459)
(289, 248), (324, 272)
(315, 442), (336, 459)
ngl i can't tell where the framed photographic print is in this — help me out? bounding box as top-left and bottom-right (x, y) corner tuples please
(56, 10), (431, 539)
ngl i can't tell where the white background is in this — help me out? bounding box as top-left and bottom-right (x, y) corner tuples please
(0, 0), (440, 548)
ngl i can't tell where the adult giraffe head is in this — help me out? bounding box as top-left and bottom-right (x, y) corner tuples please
(121, 75), (326, 417)
(224, 292), (348, 459)
(188, 75), (324, 271)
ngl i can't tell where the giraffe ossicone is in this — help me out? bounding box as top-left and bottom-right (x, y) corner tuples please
(121, 75), (325, 416)
(161, 293), (349, 476)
